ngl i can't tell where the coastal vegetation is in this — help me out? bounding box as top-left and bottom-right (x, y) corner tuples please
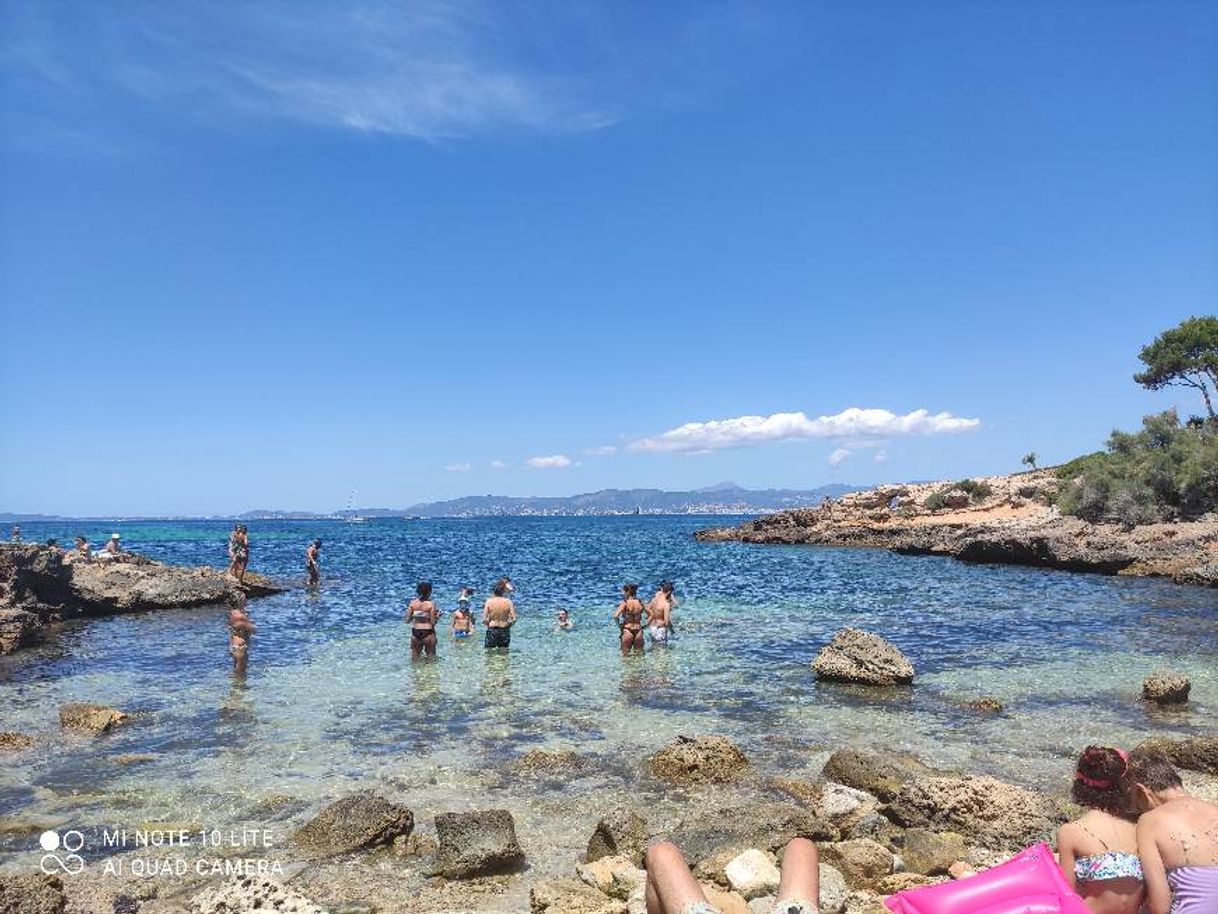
(1055, 317), (1218, 526)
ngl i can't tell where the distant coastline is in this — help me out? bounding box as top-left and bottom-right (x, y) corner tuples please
(1, 482), (860, 523)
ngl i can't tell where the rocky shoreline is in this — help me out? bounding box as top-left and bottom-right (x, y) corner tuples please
(696, 470), (1218, 586)
(1, 732), (1215, 914)
(0, 543), (287, 655)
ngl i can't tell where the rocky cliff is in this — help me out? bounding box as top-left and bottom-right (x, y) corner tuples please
(696, 470), (1218, 586)
(0, 543), (286, 654)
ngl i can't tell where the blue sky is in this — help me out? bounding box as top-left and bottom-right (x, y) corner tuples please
(2, 1), (1215, 516)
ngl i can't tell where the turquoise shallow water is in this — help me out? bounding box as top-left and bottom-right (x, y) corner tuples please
(1, 516), (1216, 872)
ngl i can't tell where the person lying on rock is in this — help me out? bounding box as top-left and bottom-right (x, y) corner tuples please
(644, 837), (819, 914)
(1129, 748), (1218, 914)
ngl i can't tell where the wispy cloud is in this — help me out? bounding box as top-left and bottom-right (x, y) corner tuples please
(3, 0), (620, 143)
(828, 447), (852, 467)
(526, 454), (573, 469)
(489, 459), (507, 469)
(629, 407), (981, 454)
(584, 445), (618, 456)
(445, 462), (471, 472)
(874, 449), (889, 464)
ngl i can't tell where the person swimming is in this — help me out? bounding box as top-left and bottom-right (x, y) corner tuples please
(483, 579), (516, 650)
(407, 581), (439, 660)
(555, 608), (574, 630)
(227, 592), (256, 675)
(305, 539), (321, 586)
(1129, 748), (1218, 914)
(613, 583), (645, 654)
(1057, 745), (1144, 914)
(647, 581), (676, 646)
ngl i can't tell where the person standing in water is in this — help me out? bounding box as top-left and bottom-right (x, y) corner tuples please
(613, 583), (646, 654)
(483, 579), (516, 650)
(228, 592), (256, 675)
(406, 581), (439, 660)
(228, 524), (249, 582)
(1129, 748), (1218, 914)
(555, 608), (574, 630)
(1056, 745), (1144, 914)
(305, 539), (322, 586)
(647, 581), (677, 646)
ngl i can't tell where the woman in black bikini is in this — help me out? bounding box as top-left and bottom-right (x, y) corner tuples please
(406, 581), (439, 661)
(613, 583), (646, 655)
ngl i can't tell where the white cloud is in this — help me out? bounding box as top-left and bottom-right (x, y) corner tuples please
(489, 459), (507, 469)
(873, 450), (889, 464)
(525, 454), (573, 469)
(584, 445), (618, 456)
(828, 448), (852, 467)
(4, 0), (618, 143)
(629, 407), (981, 454)
(445, 462), (471, 472)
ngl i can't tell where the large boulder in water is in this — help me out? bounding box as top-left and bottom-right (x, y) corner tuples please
(293, 791), (414, 854)
(811, 629), (915, 686)
(586, 806), (649, 864)
(434, 809), (526, 878)
(649, 735), (750, 784)
(1136, 736), (1218, 775)
(884, 776), (1058, 851)
(822, 748), (934, 802)
(1142, 670), (1190, 704)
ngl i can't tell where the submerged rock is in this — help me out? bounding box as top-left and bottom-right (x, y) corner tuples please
(1136, 736), (1218, 775)
(811, 629), (915, 686)
(586, 806), (649, 864)
(434, 809), (526, 878)
(962, 696), (1004, 714)
(822, 748), (933, 802)
(1142, 670), (1191, 705)
(0, 731), (35, 751)
(649, 735), (750, 784)
(58, 702), (128, 733)
(0, 874), (66, 914)
(885, 776), (1058, 851)
(293, 791), (414, 855)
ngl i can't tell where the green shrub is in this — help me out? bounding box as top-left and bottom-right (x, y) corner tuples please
(955, 479), (993, 502)
(923, 492), (950, 511)
(1057, 409), (1218, 524)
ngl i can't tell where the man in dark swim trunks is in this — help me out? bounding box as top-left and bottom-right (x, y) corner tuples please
(483, 579), (516, 649)
(305, 539), (321, 586)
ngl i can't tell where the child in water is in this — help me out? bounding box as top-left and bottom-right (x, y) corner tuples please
(451, 587), (475, 639)
(227, 592), (256, 673)
(555, 608), (574, 630)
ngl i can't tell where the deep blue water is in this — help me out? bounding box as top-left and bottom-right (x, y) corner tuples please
(1, 516), (1215, 869)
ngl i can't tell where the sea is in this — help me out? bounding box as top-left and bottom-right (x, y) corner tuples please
(1, 516), (1215, 877)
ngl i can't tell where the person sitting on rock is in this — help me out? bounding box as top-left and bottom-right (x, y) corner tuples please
(73, 535), (91, 561)
(102, 533), (122, 559)
(1129, 748), (1218, 914)
(643, 837), (819, 914)
(228, 592), (256, 675)
(1057, 745), (1145, 914)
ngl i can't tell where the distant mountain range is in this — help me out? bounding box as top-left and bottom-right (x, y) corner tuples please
(2, 483), (860, 523)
